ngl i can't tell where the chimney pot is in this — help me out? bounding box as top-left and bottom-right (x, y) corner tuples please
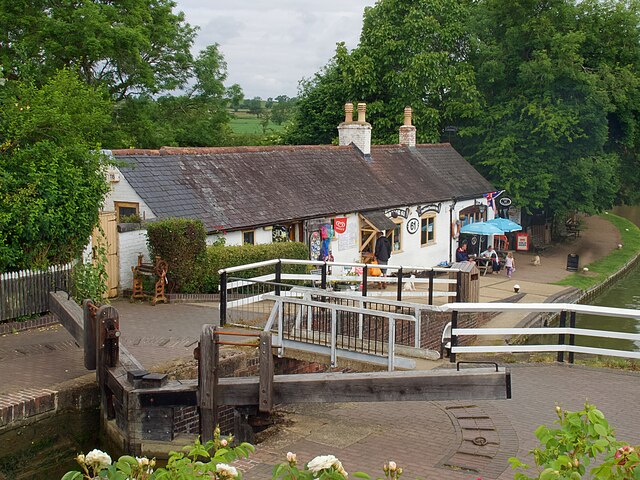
(344, 103), (353, 123)
(399, 106), (416, 148)
(403, 107), (412, 126)
(357, 103), (366, 123)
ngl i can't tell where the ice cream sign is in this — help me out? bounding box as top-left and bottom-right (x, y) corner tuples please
(334, 217), (347, 234)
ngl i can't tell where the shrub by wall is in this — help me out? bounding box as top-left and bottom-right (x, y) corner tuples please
(146, 218), (207, 293)
(203, 242), (309, 292)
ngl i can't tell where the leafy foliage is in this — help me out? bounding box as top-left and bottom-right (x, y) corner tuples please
(202, 242), (309, 293)
(0, 0), (196, 99)
(146, 218), (207, 292)
(509, 402), (639, 479)
(285, 0), (480, 145)
(71, 237), (109, 304)
(0, 69), (111, 271)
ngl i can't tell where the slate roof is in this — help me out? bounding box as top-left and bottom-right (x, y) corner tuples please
(112, 144), (493, 233)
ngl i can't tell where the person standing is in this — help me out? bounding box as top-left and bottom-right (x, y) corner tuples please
(374, 232), (392, 289)
(505, 251), (516, 278)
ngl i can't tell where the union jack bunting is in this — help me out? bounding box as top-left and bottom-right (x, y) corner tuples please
(483, 190), (505, 211)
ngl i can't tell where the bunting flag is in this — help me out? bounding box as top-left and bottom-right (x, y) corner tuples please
(483, 190), (505, 211)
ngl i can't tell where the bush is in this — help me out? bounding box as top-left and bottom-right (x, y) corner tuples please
(202, 242), (309, 292)
(146, 218), (207, 293)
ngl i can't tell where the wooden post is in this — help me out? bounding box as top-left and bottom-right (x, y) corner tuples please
(258, 332), (274, 413)
(396, 267), (403, 302)
(96, 305), (120, 420)
(321, 263), (327, 290)
(199, 325), (218, 442)
(557, 310), (567, 363)
(83, 300), (97, 370)
(362, 266), (368, 297)
(568, 311), (576, 364)
(456, 271), (462, 302)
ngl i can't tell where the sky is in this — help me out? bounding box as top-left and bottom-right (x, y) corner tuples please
(175, 1), (376, 99)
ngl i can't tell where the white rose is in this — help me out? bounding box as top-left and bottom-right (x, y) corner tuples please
(216, 463), (239, 478)
(136, 457), (150, 466)
(307, 455), (339, 473)
(85, 449), (112, 470)
(388, 461), (397, 471)
(287, 452), (297, 463)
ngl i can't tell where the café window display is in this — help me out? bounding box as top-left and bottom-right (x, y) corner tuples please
(421, 215), (436, 246)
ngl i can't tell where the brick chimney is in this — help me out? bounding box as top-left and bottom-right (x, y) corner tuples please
(338, 102), (371, 155)
(399, 107), (416, 147)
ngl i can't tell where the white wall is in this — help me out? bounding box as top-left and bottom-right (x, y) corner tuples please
(119, 230), (151, 291)
(103, 167), (156, 220)
(207, 227), (272, 247)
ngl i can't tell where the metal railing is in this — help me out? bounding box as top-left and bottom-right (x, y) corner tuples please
(219, 258), (461, 325)
(262, 289), (426, 371)
(444, 302), (640, 363)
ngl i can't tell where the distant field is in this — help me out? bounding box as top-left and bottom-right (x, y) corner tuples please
(229, 113), (285, 135)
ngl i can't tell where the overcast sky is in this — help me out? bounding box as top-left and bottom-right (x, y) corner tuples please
(175, 1), (376, 99)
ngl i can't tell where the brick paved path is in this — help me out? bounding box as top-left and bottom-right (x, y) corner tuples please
(246, 364), (640, 480)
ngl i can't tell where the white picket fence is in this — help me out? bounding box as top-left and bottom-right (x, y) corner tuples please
(0, 263), (73, 321)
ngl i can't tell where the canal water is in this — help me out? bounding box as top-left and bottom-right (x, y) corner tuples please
(566, 206), (640, 352)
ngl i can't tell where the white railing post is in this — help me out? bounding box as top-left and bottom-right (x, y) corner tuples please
(414, 308), (421, 348)
(388, 317), (396, 372)
(331, 307), (337, 367)
(277, 299), (284, 357)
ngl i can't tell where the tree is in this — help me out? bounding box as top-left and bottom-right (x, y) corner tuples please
(245, 97), (264, 116)
(0, 0), (197, 99)
(460, 0), (621, 216)
(227, 84), (245, 112)
(285, 0), (480, 145)
(0, 69), (112, 270)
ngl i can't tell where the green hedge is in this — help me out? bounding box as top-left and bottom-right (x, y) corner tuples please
(146, 218), (207, 293)
(202, 242), (309, 292)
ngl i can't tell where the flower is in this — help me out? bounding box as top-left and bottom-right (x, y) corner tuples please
(388, 461), (397, 472)
(220, 439), (228, 447)
(75, 454), (85, 466)
(216, 463), (239, 478)
(307, 455), (347, 477)
(287, 452), (297, 465)
(85, 449), (112, 470)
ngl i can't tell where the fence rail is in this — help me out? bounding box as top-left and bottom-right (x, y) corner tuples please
(0, 264), (73, 322)
(445, 302), (640, 363)
(219, 258), (462, 325)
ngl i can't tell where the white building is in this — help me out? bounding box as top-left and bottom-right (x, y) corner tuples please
(103, 103), (495, 291)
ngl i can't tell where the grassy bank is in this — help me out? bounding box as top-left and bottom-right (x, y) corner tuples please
(554, 212), (640, 290)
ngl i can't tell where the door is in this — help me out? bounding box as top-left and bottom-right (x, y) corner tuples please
(94, 212), (119, 298)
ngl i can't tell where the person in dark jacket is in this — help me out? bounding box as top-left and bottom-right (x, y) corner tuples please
(374, 232), (392, 288)
(456, 242), (470, 262)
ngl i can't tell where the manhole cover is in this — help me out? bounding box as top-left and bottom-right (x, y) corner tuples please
(472, 436), (488, 446)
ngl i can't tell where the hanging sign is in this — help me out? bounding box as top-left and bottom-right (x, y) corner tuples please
(417, 203), (441, 216)
(406, 218), (419, 234)
(334, 217), (347, 235)
(499, 197), (512, 207)
(385, 208), (409, 219)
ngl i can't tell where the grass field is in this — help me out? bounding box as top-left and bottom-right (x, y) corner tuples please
(554, 212), (640, 290)
(229, 110), (285, 135)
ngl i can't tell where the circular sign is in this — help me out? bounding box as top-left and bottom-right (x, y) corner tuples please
(406, 218), (419, 235)
(471, 236), (478, 245)
(499, 197), (512, 207)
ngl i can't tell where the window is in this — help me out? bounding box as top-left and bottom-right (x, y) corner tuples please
(421, 215), (436, 246)
(114, 201), (139, 222)
(243, 230), (255, 245)
(389, 220), (402, 252)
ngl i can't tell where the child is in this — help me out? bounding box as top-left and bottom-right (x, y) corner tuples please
(505, 251), (515, 278)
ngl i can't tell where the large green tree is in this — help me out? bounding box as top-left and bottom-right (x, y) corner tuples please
(285, 0), (480, 145)
(0, 70), (112, 270)
(0, 0), (196, 99)
(461, 0), (623, 216)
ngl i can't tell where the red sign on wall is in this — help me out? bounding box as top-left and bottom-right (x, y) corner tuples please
(334, 217), (347, 234)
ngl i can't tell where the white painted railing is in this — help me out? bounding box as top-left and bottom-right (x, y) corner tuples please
(444, 302), (640, 362)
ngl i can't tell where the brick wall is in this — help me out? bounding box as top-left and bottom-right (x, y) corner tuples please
(0, 389), (57, 428)
(419, 310), (491, 351)
(0, 314), (58, 335)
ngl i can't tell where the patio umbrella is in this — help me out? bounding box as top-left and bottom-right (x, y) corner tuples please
(459, 221), (504, 235)
(487, 217), (523, 233)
